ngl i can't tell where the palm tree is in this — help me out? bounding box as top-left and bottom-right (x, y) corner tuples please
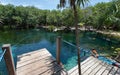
(59, 0), (89, 75)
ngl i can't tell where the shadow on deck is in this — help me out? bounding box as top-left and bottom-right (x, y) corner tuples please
(68, 56), (120, 75)
(16, 48), (120, 75)
(16, 48), (68, 75)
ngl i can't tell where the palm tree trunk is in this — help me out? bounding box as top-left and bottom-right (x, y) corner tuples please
(73, 4), (81, 75)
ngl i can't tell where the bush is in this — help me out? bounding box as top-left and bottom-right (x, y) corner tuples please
(115, 48), (120, 54)
(48, 25), (56, 32)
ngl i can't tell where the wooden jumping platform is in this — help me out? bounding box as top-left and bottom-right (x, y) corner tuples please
(16, 48), (67, 75)
(68, 56), (120, 75)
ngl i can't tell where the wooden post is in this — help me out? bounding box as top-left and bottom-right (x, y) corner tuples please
(2, 44), (16, 75)
(56, 36), (61, 65)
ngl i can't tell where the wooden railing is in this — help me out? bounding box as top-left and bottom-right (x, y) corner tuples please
(56, 36), (61, 65)
(56, 36), (89, 70)
(2, 44), (16, 75)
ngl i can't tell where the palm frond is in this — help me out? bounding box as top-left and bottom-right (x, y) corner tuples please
(77, 0), (89, 7)
(59, 0), (89, 8)
(60, 0), (66, 7)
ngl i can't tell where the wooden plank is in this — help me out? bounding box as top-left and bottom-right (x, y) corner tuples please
(68, 65), (78, 74)
(69, 66), (78, 75)
(95, 63), (109, 75)
(102, 64), (113, 75)
(75, 57), (101, 75)
(17, 53), (51, 68)
(16, 48), (66, 75)
(17, 48), (55, 67)
(68, 56), (96, 75)
(17, 61), (58, 75)
(83, 58), (103, 75)
(68, 56), (93, 74)
(17, 49), (50, 63)
(115, 68), (120, 75)
(81, 57), (97, 69)
(40, 64), (63, 75)
(18, 48), (46, 57)
(81, 57), (99, 74)
(26, 62), (60, 75)
(108, 66), (118, 75)
(88, 61), (106, 75)
(68, 56), (92, 74)
(81, 56), (94, 65)
(16, 56), (55, 74)
(70, 56), (95, 75)
(68, 56), (120, 75)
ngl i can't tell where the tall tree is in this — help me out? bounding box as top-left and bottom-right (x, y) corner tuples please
(59, 0), (89, 75)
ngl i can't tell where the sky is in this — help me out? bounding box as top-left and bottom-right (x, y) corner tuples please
(0, 0), (111, 10)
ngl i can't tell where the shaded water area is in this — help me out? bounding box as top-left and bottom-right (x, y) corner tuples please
(0, 29), (120, 75)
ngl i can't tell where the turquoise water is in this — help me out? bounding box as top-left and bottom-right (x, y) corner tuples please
(0, 29), (119, 75)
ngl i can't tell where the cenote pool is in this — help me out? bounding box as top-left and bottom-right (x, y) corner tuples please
(0, 29), (119, 75)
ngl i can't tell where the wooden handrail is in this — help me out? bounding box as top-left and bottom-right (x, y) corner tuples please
(56, 36), (61, 65)
(2, 44), (16, 75)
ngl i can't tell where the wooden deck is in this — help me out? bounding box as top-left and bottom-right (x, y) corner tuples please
(16, 48), (67, 75)
(68, 56), (120, 75)
(16, 48), (120, 75)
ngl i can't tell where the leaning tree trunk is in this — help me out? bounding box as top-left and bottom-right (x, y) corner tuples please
(73, 4), (81, 75)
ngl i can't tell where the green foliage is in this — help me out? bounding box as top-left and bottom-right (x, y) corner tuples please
(0, 0), (120, 31)
(115, 48), (120, 52)
(62, 8), (74, 26)
(78, 22), (85, 26)
(48, 25), (56, 32)
(12, 16), (22, 25)
(81, 1), (120, 30)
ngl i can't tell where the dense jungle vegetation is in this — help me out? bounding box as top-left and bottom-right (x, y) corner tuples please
(0, 0), (120, 31)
